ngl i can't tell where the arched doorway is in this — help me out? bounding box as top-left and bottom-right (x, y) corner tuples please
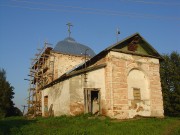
(127, 69), (151, 118)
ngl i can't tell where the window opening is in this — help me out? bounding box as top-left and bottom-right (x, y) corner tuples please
(133, 88), (141, 100)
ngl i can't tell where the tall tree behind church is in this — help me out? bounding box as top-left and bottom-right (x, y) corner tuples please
(0, 69), (15, 118)
(160, 51), (180, 116)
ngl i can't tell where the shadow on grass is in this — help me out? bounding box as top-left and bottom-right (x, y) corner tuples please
(0, 117), (36, 135)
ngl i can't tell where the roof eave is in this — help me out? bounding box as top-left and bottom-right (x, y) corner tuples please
(42, 63), (106, 89)
(111, 49), (163, 60)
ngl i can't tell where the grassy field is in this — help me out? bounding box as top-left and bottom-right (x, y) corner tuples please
(0, 115), (180, 135)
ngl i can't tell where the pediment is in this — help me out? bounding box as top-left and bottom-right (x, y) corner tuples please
(107, 33), (162, 59)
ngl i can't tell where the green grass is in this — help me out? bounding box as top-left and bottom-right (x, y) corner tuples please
(0, 115), (180, 135)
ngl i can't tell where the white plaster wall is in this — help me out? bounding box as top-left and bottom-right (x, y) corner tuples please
(86, 68), (106, 100)
(127, 69), (151, 118)
(41, 80), (70, 116)
(69, 75), (83, 103)
(41, 67), (106, 116)
(69, 75), (84, 115)
(128, 69), (149, 100)
(70, 68), (106, 101)
(110, 51), (159, 64)
(69, 68), (106, 115)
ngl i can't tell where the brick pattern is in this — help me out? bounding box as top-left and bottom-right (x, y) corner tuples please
(86, 55), (113, 116)
(149, 64), (164, 116)
(111, 57), (129, 118)
(102, 58), (112, 115)
(49, 51), (164, 119)
(53, 53), (85, 80)
(103, 52), (164, 119)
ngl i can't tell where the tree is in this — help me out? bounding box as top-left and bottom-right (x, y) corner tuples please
(160, 51), (180, 116)
(0, 68), (22, 118)
(13, 107), (23, 116)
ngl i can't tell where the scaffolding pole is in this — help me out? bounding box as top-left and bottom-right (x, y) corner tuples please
(26, 42), (54, 117)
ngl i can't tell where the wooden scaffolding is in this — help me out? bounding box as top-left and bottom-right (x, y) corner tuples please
(26, 42), (54, 116)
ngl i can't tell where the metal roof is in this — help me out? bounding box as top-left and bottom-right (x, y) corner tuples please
(53, 37), (96, 57)
(43, 33), (163, 89)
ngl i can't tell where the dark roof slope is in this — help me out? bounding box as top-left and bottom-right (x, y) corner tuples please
(53, 37), (96, 57)
(43, 33), (163, 89)
(75, 32), (163, 71)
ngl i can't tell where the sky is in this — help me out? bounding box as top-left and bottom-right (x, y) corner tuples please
(0, 0), (180, 113)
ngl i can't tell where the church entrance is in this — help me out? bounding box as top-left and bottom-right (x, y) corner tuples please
(84, 88), (100, 115)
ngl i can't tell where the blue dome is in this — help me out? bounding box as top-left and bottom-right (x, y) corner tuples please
(53, 37), (96, 57)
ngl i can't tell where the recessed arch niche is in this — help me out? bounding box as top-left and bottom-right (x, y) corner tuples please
(127, 68), (151, 118)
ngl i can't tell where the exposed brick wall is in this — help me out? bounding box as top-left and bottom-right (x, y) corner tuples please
(103, 51), (164, 119)
(149, 63), (164, 116)
(111, 56), (129, 119)
(53, 52), (85, 80)
(44, 50), (164, 119)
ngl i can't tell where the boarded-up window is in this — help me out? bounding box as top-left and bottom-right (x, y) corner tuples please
(133, 88), (141, 100)
(44, 96), (48, 116)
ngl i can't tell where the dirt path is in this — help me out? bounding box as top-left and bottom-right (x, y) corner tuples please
(163, 119), (180, 135)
